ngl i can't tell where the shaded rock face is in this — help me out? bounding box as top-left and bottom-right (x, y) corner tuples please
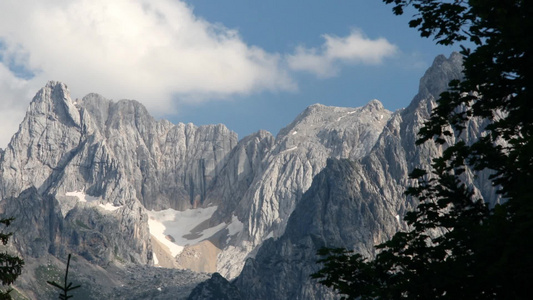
(225, 52), (499, 299)
(233, 159), (405, 300)
(187, 273), (242, 300)
(0, 187), (149, 265)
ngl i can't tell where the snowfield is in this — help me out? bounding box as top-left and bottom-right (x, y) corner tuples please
(147, 206), (243, 257)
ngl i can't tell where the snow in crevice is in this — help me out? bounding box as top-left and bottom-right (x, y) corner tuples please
(147, 206), (228, 257)
(99, 202), (122, 211)
(225, 215), (245, 244)
(337, 110), (357, 122)
(66, 190), (99, 203)
(66, 190), (122, 211)
(227, 214), (244, 236)
(280, 146), (298, 154)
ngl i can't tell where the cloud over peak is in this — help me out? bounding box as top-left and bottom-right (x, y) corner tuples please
(0, 0), (294, 112)
(0, 1), (401, 148)
(287, 29), (397, 78)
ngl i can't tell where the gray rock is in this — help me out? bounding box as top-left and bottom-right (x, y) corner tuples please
(211, 99), (392, 277)
(0, 81), (236, 296)
(227, 52), (499, 299)
(188, 273), (242, 300)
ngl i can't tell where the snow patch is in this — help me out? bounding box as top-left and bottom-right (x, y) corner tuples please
(66, 190), (121, 213)
(99, 203), (122, 211)
(227, 215), (244, 236)
(65, 191), (99, 203)
(153, 252), (159, 265)
(281, 146), (298, 154)
(147, 206), (226, 257)
(395, 214), (400, 223)
(292, 131), (298, 135)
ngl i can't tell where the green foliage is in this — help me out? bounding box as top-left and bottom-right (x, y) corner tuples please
(311, 248), (381, 300)
(313, 0), (533, 298)
(0, 218), (24, 300)
(47, 254), (81, 300)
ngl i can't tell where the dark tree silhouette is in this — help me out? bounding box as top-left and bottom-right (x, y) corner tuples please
(47, 254), (81, 300)
(313, 0), (533, 299)
(0, 217), (24, 300)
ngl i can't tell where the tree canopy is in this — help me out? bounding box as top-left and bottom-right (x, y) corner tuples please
(313, 0), (533, 299)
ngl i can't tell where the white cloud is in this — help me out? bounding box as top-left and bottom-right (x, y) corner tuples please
(287, 29), (397, 78)
(0, 64), (37, 148)
(0, 0), (295, 147)
(0, 2), (401, 149)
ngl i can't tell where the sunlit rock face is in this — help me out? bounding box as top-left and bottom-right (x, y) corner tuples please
(0, 79), (393, 290)
(0, 82), (238, 212)
(208, 98), (392, 278)
(0, 81), (237, 298)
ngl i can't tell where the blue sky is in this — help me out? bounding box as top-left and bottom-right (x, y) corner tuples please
(0, 0), (458, 147)
(173, 0), (456, 137)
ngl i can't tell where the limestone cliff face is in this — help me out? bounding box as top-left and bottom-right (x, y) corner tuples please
(0, 82), (83, 199)
(0, 52), (498, 299)
(0, 81), (237, 271)
(209, 99), (392, 278)
(234, 159), (404, 299)
(239, 99), (392, 245)
(221, 52), (500, 299)
(0, 83), (237, 212)
(1, 187), (150, 265)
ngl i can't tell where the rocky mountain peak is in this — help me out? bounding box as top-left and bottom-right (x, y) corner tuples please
(277, 100), (390, 142)
(416, 52), (464, 101)
(221, 52), (497, 300)
(28, 80), (81, 128)
(363, 99), (384, 112)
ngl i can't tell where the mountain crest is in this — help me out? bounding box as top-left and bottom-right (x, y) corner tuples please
(29, 81), (81, 128)
(416, 52), (464, 101)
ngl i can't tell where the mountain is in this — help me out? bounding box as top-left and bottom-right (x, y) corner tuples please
(0, 85), (237, 211)
(0, 82), (238, 298)
(195, 52), (500, 299)
(0, 52), (496, 299)
(209, 99), (392, 278)
(0, 78), (392, 297)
